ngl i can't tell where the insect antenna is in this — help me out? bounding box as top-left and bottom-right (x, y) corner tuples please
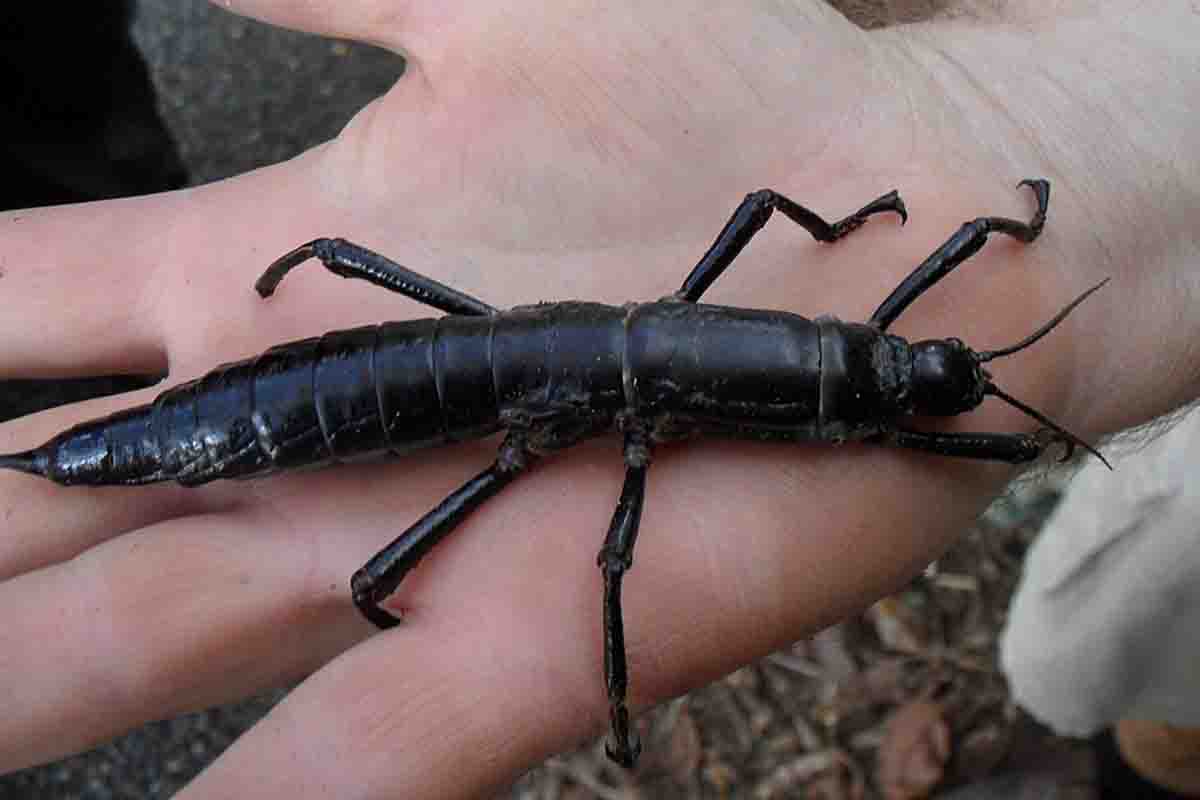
(976, 279), (1109, 363)
(983, 383), (1110, 469)
(973, 279), (1112, 469)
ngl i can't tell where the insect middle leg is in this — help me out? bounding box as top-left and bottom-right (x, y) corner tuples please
(255, 237), (497, 317)
(869, 179), (1049, 331)
(676, 187), (908, 302)
(350, 433), (531, 629)
(596, 432), (651, 767)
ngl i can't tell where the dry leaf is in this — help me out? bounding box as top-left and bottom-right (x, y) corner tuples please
(664, 707), (703, 779)
(807, 768), (866, 800)
(877, 700), (951, 800)
(703, 762), (737, 795)
(956, 724), (1010, 781)
(752, 751), (838, 799)
(869, 596), (930, 654)
(810, 625), (859, 682)
(835, 656), (911, 717)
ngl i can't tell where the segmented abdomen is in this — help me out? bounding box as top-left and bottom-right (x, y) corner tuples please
(151, 318), (504, 485)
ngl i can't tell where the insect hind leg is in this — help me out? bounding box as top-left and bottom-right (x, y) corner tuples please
(596, 433), (651, 768)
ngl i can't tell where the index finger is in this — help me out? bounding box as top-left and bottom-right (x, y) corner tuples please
(0, 199), (171, 378)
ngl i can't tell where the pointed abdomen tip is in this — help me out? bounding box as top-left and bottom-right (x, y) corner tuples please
(0, 450), (46, 477)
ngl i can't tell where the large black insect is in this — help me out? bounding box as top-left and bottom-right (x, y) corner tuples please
(1, 179), (1106, 767)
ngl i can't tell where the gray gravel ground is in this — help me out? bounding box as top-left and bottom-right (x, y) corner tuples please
(130, 0), (402, 186)
(0, 2), (400, 798)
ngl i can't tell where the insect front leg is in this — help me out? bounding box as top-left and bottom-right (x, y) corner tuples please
(869, 179), (1049, 331)
(350, 433), (531, 629)
(256, 238), (497, 317)
(675, 188), (907, 302)
(596, 432), (651, 768)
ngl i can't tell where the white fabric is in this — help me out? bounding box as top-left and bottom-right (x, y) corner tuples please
(1001, 409), (1200, 735)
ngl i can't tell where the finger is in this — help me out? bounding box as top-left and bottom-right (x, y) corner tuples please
(0, 386), (226, 580)
(0, 147), (451, 578)
(0, 172), (490, 580)
(214, 0), (442, 53)
(0, 432), (529, 770)
(0, 199), (171, 378)
(0, 381), (1006, 777)
(0, 169), (344, 380)
(0, 506), (369, 772)
(0, 410), (518, 771)
(179, 444), (1001, 799)
(0, 380), (500, 581)
(0, 140), (410, 380)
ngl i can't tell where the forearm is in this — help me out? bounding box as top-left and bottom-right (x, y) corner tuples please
(877, 2), (1200, 436)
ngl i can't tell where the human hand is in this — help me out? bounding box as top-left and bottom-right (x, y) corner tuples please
(0, 1), (1196, 797)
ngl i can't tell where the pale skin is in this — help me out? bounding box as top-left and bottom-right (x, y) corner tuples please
(0, 1), (1197, 797)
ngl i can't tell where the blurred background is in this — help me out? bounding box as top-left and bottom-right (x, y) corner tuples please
(0, 1), (1095, 798)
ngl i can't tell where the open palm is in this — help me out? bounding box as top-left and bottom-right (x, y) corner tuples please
(1, 2), (1195, 797)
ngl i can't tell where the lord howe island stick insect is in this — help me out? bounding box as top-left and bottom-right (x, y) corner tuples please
(0, 178), (1107, 767)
